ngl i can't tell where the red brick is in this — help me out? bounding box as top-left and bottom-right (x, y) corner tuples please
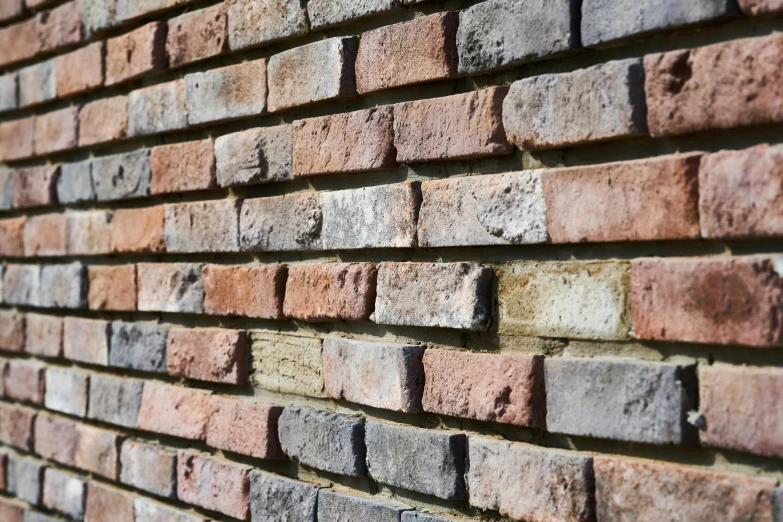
(166, 2), (228, 68)
(645, 34), (783, 137)
(27, 0), (58, 8)
(87, 265), (137, 311)
(0, 117), (35, 162)
(76, 423), (123, 479)
(356, 13), (458, 94)
(85, 483), (135, 522)
(36, 2), (82, 53)
(740, 0), (783, 14)
(55, 41), (105, 96)
(5, 359), (45, 404)
(110, 206), (165, 253)
(206, 396), (284, 459)
(0, 497), (24, 522)
(292, 107), (397, 177)
(177, 451), (251, 520)
(137, 382), (213, 440)
(24, 214), (67, 256)
(166, 327), (249, 384)
(34, 106), (79, 155)
(202, 264), (287, 319)
(120, 440), (176, 497)
(422, 350), (546, 428)
(283, 263), (377, 322)
(78, 95), (129, 147)
(0, 18), (38, 67)
(13, 166), (58, 208)
(0, 311), (25, 352)
(631, 256), (783, 347)
(393, 88), (512, 163)
(594, 457), (777, 521)
(35, 413), (121, 478)
(150, 140), (216, 194)
(25, 313), (63, 358)
(34, 413), (79, 465)
(0, 217), (26, 257)
(63, 317), (110, 365)
(106, 21), (167, 86)
(0, 402), (35, 450)
(0, 0), (22, 21)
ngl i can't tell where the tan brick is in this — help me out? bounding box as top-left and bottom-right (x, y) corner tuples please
(167, 3), (228, 68)
(63, 317), (110, 365)
(0, 18), (37, 68)
(55, 41), (105, 96)
(37, 415), (122, 479)
(36, 2), (82, 53)
(137, 382), (213, 440)
(137, 263), (204, 313)
(177, 452), (250, 519)
(85, 483), (135, 522)
(167, 328), (249, 384)
(206, 396), (284, 459)
(13, 166), (58, 208)
(185, 59), (267, 124)
(24, 313), (63, 358)
(202, 264), (287, 319)
(88, 265), (137, 311)
(5, 360), (45, 404)
(78, 95), (129, 147)
(284, 263), (377, 322)
(0, 117), (34, 161)
(0, 217), (26, 257)
(0, 311), (25, 352)
(252, 333), (324, 397)
(106, 22), (167, 86)
(34, 106), (79, 155)
(150, 140), (216, 194)
(0, 402), (35, 450)
(67, 211), (112, 256)
(111, 207), (165, 253)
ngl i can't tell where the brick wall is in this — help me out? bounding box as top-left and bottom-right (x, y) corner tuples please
(1, 0), (783, 521)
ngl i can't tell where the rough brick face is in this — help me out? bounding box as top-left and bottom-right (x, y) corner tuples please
(63, 317), (110, 365)
(13, 166), (58, 209)
(88, 374), (144, 429)
(0, 19), (37, 68)
(0, 117), (35, 162)
(24, 313), (63, 358)
(202, 264), (287, 319)
(85, 483), (136, 522)
(250, 471), (319, 522)
(227, 0), (308, 50)
(177, 452), (251, 519)
(78, 95), (129, 147)
(137, 263), (204, 313)
(23, 214), (67, 257)
(283, 263), (377, 321)
(34, 106), (79, 156)
(44, 367), (88, 417)
(36, 2), (82, 53)
(167, 3), (228, 67)
(0, 403), (35, 450)
(5, 360), (45, 404)
(215, 126), (293, 187)
(185, 59), (267, 124)
(318, 491), (411, 522)
(150, 140), (216, 194)
(106, 22), (167, 86)
(67, 211), (112, 256)
(0, 311), (25, 352)
(0, 217), (25, 257)
(110, 321), (168, 373)
(55, 41), (105, 96)
(164, 200), (240, 253)
(137, 382), (213, 440)
(87, 265), (137, 311)
(129, 80), (188, 136)
(207, 396), (284, 459)
(252, 333), (325, 397)
(240, 193), (323, 252)
(92, 149), (151, 201)
(111, 206), (165, 253)
(120, 440), (176, 497)
(166, 327), (248, 384)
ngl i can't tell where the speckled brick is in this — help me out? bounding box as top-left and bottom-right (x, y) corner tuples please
(13, 166), (58, 209)
(0, 403), (35, 450)
(227, 0), (308, 50)
(167, 327), (248, 384)
(0, 217), (25, 257)
(58, 160), (94, 204)
(283, 263), (377, 321)
(318, 491), (411, 522)
(308, 0), (401, 29)
(19, 60), (55, 107)
(24, 313), (62, 358)
(129, 80), (188, 136)
(3, 264), (40, 306)
(44, 368), (88, 417)
(55, 41), (105, 96)
(39, 263), (87, 309)
(250, 471), (319, 522)
(78, 95), (129, 147)
(120, 440), (177, 498)
(23, 214), (66, 257)
(43, 469), (85, 520)
(67, 211), (113, 256)
(63, 317), (109, 365)
(110, 321), (168, 373)
(252, 333), (325, 397)
(88, 374), (144, 429)
(137, 263), (204, 313)
(34, 107), (79, 156)
(177, 451), (251, 519)
(87, 265), (137, 311)
(164, 200), (240, 253)
(91, 149), (150, 201)
(185, 59), (267, 124)
(106, 22), (167, 86)
(215, 126), (292, 187)
(0, 311), (25, 352)
(36, 2), (82, 53)
(240, 193), (323, 252)
(137, 382), (213, 440)
(150, 140), (216, 194)
(111, 206), (165, 253)
(0, 117), (34, 161)
(167, 3), (227, 67)
(207, 396), (284, 459)
(202, 264), (287, 319)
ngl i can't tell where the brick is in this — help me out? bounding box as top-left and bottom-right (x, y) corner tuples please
(88, 265), (137, 311)
(740, 0), (783, 14)
(118, 0), (196, 22)
(250, 471), (319, 522)
(594, 457), (777, 522)
(24, 313), (62, 357)
(284, 263), (377, 321)
(23, 214), (66, 257)
(215, 126), (292, 187)
(267, 37), (358, 112)
(27, 0), (58, 8)
(21, 511), (61, 522)
(323, 338), (424, 412)
(0, 502), (25, 522)
(375, 262), (492, 330)
(167, 327), (248, 384)
(498, 261), (631, 340)
(34, 106), (79, 155)
(240, 193), (323, 251)
(19, 60), (55, 107)
(0, 311), (25, 352)
(0, 168), (13, 209)
(36, 2), (82, 53)
(423, 350), (545, 427)
(150, 140), (216, 194)
(55, 41), (105, 96)
(185, 60), (267, 125)
(366, 421), (466, 499)
(44, 368), (88, 417)
(78, 95), (129, 147)
(67, 211), (112, 256)
(63, 317), (109, 365)
(167, 3), (227, 67)
(106, 22), (167, 86)
(134, 498), (210, 522)
(0, 19), (37, 68)
(177, 452), (250, 519)
(227, 0), (308, 50)
(543, 153), (701, 243)
(203, 264), (287, 319)
(0, 0), (22, 22)
(419, 171), (547, 247)
(279, 406), (366, 476)
(0, 403), (35, 450)
(110, 321), (168, 373)
(0, 218), (25, 257)
(92, 149), (150, 201)
(164, 200), (240, 253)
(394, 88), (512, 162)
(645, 34), (783, 137)
(0, 452), (5, 490)
(207, 396), (283, 459)
(35, 414), (121, 478)
(252, 333), (324, 396)
(5, 360), (45, 404)
(137, 382), (213, 439)
(137, 263), (204, 313)
(39, 263), (87, 309)
(631, 256), (783, 346)
(129, 80), (188, 136)
(7, 455), (44, 505)
(111, 206), (165, 253)
(43, 469), (85, 520)
(33, 414), (78, 466)
(3, 264), (40, 306)
(468, 437), (594, 522)
(13, 166), (58, 209)
(318, 491), (411, 522)
(0, 117), (35, 161)
(121, 440), (176, 497)
(699, 365), (783, 458)
(88, 374), (143, 428)
(308, 0), (400, 29)
(0, 73), (18, 112)
(85, 483), (135, 522)
(58, 160), (95, 204)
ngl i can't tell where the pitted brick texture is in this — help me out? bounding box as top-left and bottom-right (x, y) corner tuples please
(215, 126), (293, 187)
(150, 140), (216, 195)
(227, 0), (308, 50)
(166, 327), (248, 384)
(202, 264), (287, 319)
(185, 60), (267, 124)
(283, 263), (377, 321)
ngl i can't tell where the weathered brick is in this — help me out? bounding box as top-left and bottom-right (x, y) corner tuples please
(167, 2), (227, 67)
(121, 440), (176, 497)
(207, 396), (284, 459)
(57, 160), (94, 204)
(240, 193), (323, 252)
(308, 0), (400, 29)
(7, 455), (44, 505)
(33, 414), (79, 466)
(543, 153), (701, 243)
(740, 0), (783, 14)
(394, 88), (512, 162)
(250, 471), (319, 522)
(284, 263), (377, 321)
(150, 140), (216, 194)
(419, 171), (547, 247)
(110, 321), (168, 373)
(318, 491), (411, 522)
(118, 0), (197, 22)
(594, 457), (777, 522)
(0, 18), (37, 68)
(106, 22), (167, 86)
(3, 264), (40, 306)
(0, 403), (35, 450)
(78, 95), (129, 147)
(34, 106), (79, 156)
(92, 149), (150, 201)
(36, 2), (82, 53)
(203, 264), (287, 319)
(5, 360), (45, 404)
(67, 211), (113, 256)
(468, 437), (594, 522)
(0, 502), (25, 522)
(129, 80), (188, 136)
(0, 167), (13, 209)
(134, 498), (210, 522)
(177, 452), (250, 519)
(137, 382), (213, 439)
(0, 73), (18, 112)
(36, 414), (122, 478)
(498, 261), (631, 340)
(215, 126), (292, 187)
(24, 313), (62, 358)
(44, 367), (88, 417)
(137, 263), (204, 313)
(85, 483), (136, 522)
(185, 60), (267, 125)
(164, 200), (240, 253)
(63, 317), (109, 365)
(631, 256), (783, 346)
(366, 421), (466, 499)
(279, 406), (367, 476)
(645, 34), (783, 137)
(19, 60), (55, 107)
(252, 333), (324, 396)
(88, 374), (142, 429)
(0, 117), (34, 162)
(13, 166), (58, 209)
(21, 510), (60, 522)
(111, 206), (165, 253)
(227, 0), (308, 50)
(267, 37), (358, 112)
(55, 41), (105, 96)
(43, 469), (85, 520)
(0, 311), (25, 352)
(88, 265), (137, 311)
(0, 218), (25, 257)
(0, 0), (22, 22)
(24, 214), (67, 257)
(375, 262), (492, 330)
(167, 327), (248, 384)
(39, 263), (87, 309)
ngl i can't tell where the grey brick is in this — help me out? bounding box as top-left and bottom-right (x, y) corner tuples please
(250, 471), (319, 522)
(0, 167), (13, 210)
(308, 0), (402, 29)
(366, 421), (466, 500)
(240, 193), (322, 252)
(582, 0), (738, 48)
(2, 264), (40, 306)
(402, 514), (462, 522)
(227, 0), (308, 50)
(252, 333), (324, 397)
(120, 440), (177, 498)
(215, 126), (293, 187)
(80, 0), (120, 37)
(457, 0), (578, 75)
(137, 263), (205, 314)
(58, 160), (95, 204)
(129, 80), (188, 136)
(545, 357), (698, 445)
(19, 60), (55, 107)
(91, 149), (152, 201)
(185, 60), (267, 125)
(278, 406), (366, 476)
(317, 491), (411, 522)
(164, 200), (240, 253)
(88, 374), (144, 428)
(44, 368), (88, 417)
(134, 498), (210, 522)
(39, 264), (87, 309)
(8, 455), (45, 505)
(24, 511), (62, 522)
(109, 322), (169, 373)
(503, 58), (648, 150)
(0, 72), (18, 112)
(773, 488), (783, 522)
(42, 469), (85, 520)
